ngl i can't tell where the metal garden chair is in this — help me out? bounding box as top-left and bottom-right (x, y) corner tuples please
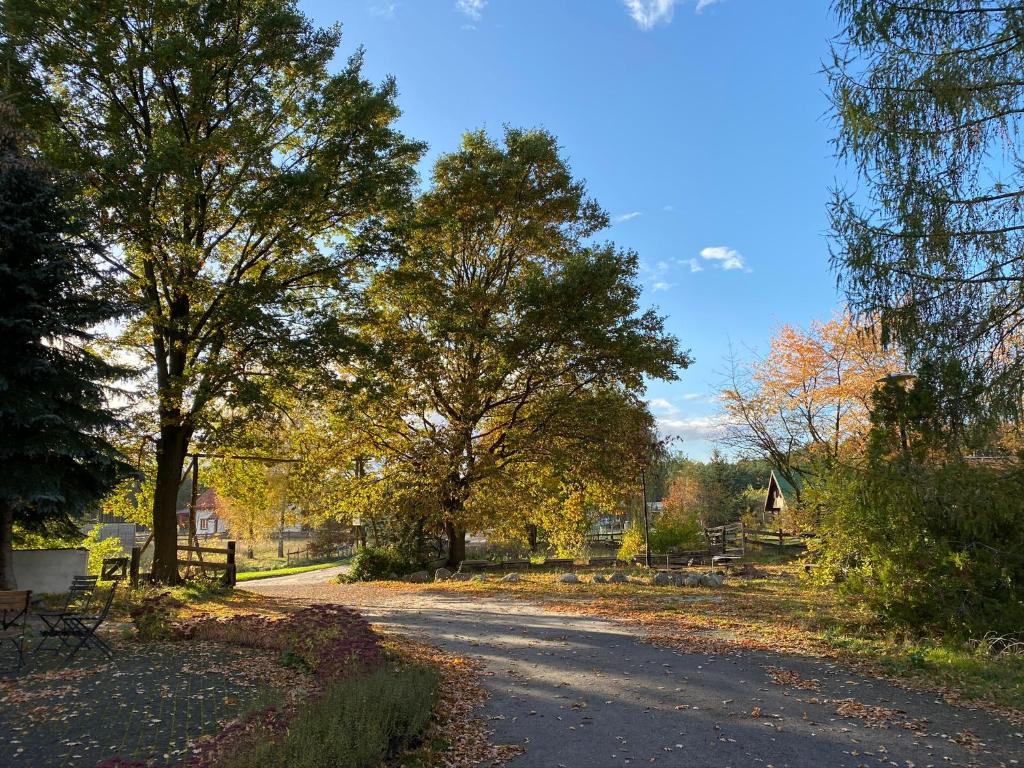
(57, 558), (128, 664)
(0, 590), (32, 671)
(33, 575), (99, 656)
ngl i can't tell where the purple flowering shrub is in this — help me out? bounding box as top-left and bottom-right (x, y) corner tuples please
(128, 592), (186, 641)
(180, 604), (383, 679)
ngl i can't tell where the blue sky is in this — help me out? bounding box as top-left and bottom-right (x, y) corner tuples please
(302, 0), (845, 459)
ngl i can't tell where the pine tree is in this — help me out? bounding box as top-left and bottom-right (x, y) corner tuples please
(0, 102), (129, 589)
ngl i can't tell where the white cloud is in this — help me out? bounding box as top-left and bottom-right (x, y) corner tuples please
(624, 0), (722, 29)
(648, 398), (679, 415)
(652, 280), (674, 292)
(615, 211), (643, 223)
(681, 392), (703, 401)
(456, 0), (485, 20)
(700, 245), (747, 271)
(686, 258), (703, 273)
(623, 0), (679, 30)
(370, 1), (399, 18)
(657, 414), (727, 442)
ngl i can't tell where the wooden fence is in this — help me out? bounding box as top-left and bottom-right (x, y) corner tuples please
(285, 542), (354, 565)
(129, 540), (236, 587)
(704, 523), (745, 556)
(742, 527), (814, 554)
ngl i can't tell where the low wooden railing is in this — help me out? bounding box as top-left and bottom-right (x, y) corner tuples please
(129, 540), (236, 587)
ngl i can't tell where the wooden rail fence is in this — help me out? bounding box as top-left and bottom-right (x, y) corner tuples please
(129, 540), (237, 587)
(285, 542), (354, 565)
(742, 527), (814, 554)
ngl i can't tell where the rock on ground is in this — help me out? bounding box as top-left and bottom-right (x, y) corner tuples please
(434, 567), (453, 581)
(558, 573), (580, 584)
(700, 573), (724, 587)
(502, 572), (521, 583)
(651, 571), (673, 586)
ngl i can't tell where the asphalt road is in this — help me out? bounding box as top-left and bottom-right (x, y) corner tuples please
(245, 571), (1022, 768)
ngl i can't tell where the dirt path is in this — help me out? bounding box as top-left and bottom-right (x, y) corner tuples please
(239, 563), (350, 586)
(245, 573), (1022, 767)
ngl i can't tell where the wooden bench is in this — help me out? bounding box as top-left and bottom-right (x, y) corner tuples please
(711, 554), (742, 572)
(458, 559), (497, 572)
(541, 558), (575, 570)
(498, 559), (532, 571)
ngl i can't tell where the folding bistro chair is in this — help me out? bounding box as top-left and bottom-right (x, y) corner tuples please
(60, 558), (128, 664)
(33, 575), (99, 656)
(0, 590), (32, 671)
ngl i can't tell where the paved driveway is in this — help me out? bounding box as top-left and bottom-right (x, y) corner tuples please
(245, 573), (1022, 768)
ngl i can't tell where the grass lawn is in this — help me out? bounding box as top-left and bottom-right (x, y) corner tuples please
(376, 566), (1024, 717)
(235, 558), (350, 582)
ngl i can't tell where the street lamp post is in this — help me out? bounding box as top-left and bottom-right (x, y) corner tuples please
(641, 467), (651, 569)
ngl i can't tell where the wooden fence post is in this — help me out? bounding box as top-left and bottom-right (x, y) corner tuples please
(226, 540), (236, 587)
(129, 546), (141, 587)
(778, 528), (784, 554)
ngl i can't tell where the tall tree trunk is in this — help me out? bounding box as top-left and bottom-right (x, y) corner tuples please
(151, 423), (191, 584)
(527, 524), (538, 553)
(0, 503), (16, 590)
(445, 520), (466, 569)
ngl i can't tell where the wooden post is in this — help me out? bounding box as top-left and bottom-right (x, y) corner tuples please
(129, 546), (141, 587)
(225, 540), (236, 587)
(778, 528), (784, 554)
(641, 468), (651, 569)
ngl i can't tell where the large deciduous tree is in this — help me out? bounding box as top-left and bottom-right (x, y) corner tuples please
(721, 313), (900, 492)
(828, 0), (1024, 426)
(4, 0), (423, 581)
(0, 102), (130, 588)
(355, 128), (690, 567)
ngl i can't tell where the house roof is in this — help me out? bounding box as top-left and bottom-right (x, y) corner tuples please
(771, 470), (800, 498)
(765, 469), (801, 511)
(194, 488), (222, 512)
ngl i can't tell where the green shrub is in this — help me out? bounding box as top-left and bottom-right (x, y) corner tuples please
(648, 516), (703, 553)
(812, 460), (1024, 636)
(226, 664), (438, 768)
(617, 525), (645, 562)
(82, 526), (126, 575)
(344, 546), (419, 582)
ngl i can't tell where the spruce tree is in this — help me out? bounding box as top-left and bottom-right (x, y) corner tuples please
(0, 102), (129, 589)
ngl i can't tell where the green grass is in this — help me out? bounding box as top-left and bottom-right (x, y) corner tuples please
(224, 663), (438, 768)
(235, 558), (350, 582)
(827, 633), (1024, 712)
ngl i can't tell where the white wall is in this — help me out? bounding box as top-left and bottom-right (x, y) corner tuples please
(11, 549), (88, 594)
